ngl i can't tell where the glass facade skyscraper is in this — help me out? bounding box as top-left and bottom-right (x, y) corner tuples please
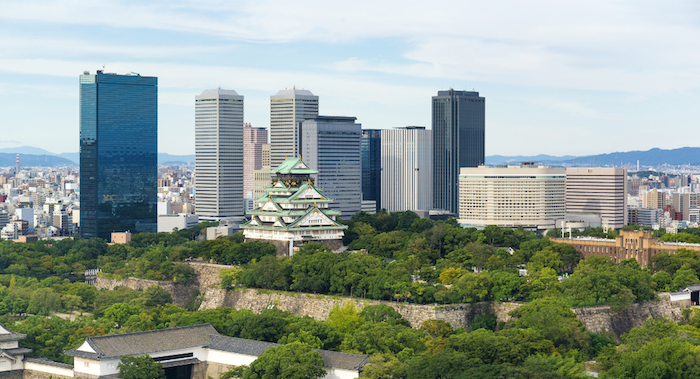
(79, 71), (158, 239)
(301, 116), (362, 218)
(432, 89), (485, 214)
(361, 129), (381, 212)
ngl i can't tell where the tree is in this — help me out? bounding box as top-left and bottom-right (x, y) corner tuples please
(118, 354), (165, 379)
(141, 285), (173, 307)
(28, 288), (61, 316)
(327, 302), (365, 335)
(359, 304), (410, 327)
(243, 341), (326, 379)
(105, 303), (141, 328)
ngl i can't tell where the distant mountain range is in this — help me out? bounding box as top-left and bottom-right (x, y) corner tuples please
(0, 147), (195, 166)
(486, 147), (700, 166)
(1, 146), (699, 168)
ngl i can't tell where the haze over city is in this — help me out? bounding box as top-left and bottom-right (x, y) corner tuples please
(1, 1), (699, 156)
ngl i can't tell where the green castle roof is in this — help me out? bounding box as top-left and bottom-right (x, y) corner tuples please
(271, 157), (318, 175)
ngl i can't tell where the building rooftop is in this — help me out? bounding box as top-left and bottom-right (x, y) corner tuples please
(273, 89), (316, 97)
(210, 335), (368, 370)
(198, 88), (240, 97)
(65, 324), (219, 359)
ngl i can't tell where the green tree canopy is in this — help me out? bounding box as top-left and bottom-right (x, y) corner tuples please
(118, 354), (165, 379)
(243, 341), (326, 379)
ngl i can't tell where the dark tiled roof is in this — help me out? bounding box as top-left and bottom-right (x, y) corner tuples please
(24, 357), (74, 369)
(209, 335), (368, 371)
(209, 336), (277, 357)
(0, 323), (26, 342)
(4, 348), (31, 355)
(65, 324), (220, 359)
(315, 350), (369, 371)
(686, 284), (700, 291)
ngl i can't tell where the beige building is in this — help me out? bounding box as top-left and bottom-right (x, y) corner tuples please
(243, 123), (268, 199)
(643, 188), (667, 209)
(566, 168), (628, 229)
(253, 144), (271, 200)
(458, 163), (566, 230)
(552, 229), (700, 267)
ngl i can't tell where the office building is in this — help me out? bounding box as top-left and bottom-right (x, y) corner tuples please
(432, 89), (485, 214)
(361, 129), (382, 212)
(253, 144), (272, 200)
(565, 168), (628, 229)
(194, 89), (244, 221)
(380, 127), (432, 212)
(243, 123), (268, 199)
(643, 188), (667, 209)
(672, 193), (698, 221)
(301, 116), (362, 218)
(628, 207), (662, 227)
(270, 88), (319, 167)
(458, 163), (565, 230)
(79, 70), (157, 239)
(242, 157), (347, 256)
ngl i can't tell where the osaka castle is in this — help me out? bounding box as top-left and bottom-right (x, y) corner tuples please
(241, 157), (347, 256)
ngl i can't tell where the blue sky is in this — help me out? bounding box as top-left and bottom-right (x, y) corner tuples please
(1, 0), (699, 156)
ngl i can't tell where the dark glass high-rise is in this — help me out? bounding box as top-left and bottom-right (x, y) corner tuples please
(79, 70), (158, 239)
(361, 129), (381, 212)
(432, 89), (485, 214)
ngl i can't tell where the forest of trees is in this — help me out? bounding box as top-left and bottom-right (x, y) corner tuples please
(2, 212), (700, 378)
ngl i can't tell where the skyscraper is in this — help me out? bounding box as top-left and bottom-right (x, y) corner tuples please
(381, 127), (432, 212)
(270, 89), (319, 167)
(301, 116), (362, 218)
(194, 89), (244, 221)
(432, 89), (485, 214)
(361, 129), (381, 212)
(243, 123), (268, 199)
(79, 70), (157, 239)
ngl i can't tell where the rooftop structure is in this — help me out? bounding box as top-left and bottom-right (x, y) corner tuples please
(241, 157), (347, 256)
(552, 229), (700, 267)
(65, 323), (367, 379)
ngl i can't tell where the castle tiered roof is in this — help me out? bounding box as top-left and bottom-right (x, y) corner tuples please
(242, 157), (346, 240)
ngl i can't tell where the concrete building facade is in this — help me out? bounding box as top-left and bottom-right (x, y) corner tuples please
(301, 116), (362, 218)
(458, 164), (566, 230)
(643, 188), (667, 209)
(380, 127), (432, 213)
(243, 123), (268, 199)
(552, 229), (700, 268)
(194, 89), (244, 221)
(270, 89), (319, 167)
(565, 168), (628, 229)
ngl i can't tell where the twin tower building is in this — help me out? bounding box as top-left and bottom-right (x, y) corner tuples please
(79, 70), (485, 241)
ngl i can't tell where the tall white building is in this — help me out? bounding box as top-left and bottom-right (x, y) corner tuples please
(270, 89), (319, 167)
(458, 163), (566, 230)
(301, 116), (362, 218)
(380, 127), (432, 212)
(566, 168), (628, 229)
(194, 89), (244, 221)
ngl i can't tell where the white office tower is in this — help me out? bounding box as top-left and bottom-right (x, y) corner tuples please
(270, 88), (319, 167)
(380, 127), (433, 212)
(566, 168), (628, 229)
(194, 89), (244, 221)
(301, 116), (362, 218)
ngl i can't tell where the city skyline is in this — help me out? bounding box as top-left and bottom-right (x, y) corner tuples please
(1, 1), (700, 157)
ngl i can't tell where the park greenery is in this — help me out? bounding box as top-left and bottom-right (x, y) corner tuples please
(3, 212), (700, 377)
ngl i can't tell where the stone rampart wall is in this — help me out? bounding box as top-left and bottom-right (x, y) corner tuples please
(96, 262), (688, 337)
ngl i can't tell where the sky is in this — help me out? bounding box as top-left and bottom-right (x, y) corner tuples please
(0, 0), (699, 157)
